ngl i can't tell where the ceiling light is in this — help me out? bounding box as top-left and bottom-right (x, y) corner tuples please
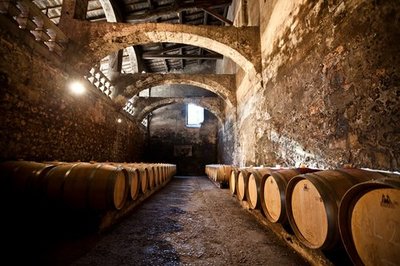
(69, 81), (86, 95)
(117, 118), (122, 123)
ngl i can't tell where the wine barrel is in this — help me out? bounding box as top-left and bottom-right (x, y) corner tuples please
(218, 165), (232, 183)
(147, 166), (156, 190)
(153, 165), (160, 187)
(205, 164), (232, 183)
(237, 169), (252, 201)
(137, 166), (149, 194)
(106, 163), (140, 201)
(246, 168), (274, 209)
(124, 166), (140, 201)
(229, 168), (238, 195)
(0, 161), (55, 201)
(339, 177), (400, 265)
(45, 163), (128, 211)
(260, 168), (319, 223)
(126, 163), (149, 194)
(286, 169), (388, 250)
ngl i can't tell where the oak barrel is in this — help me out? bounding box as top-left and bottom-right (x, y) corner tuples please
(339, 177), (400, 265)
(0, 161), (55, 201)
(218, 165), (232, 183)
(107, 163), (140, 201)
(45, 163), (128, 210)
(127, 164), (149, 194)
(260, 168), (319, 223)
(148, 166), (156, 190)
(137, 166), (149, 194)
(246, 168), (273, 209)
(205, 164), (232, 183)
(229, 168), (238, 195)
(237, 169), (252, 201)
(286, 169), (388, 250)
(153, 165), (161, 187)
(124, 166), (140, 200)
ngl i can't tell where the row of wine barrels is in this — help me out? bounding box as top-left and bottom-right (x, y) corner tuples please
(285, 168), (394, 250)
(338, 177), (400, 265)
(205, 164), (233, 183)
(227, 164), (399, 263)
(0, 161), (176, 212)
(0, 161), (128, 210)
(123, 163), (176, 195)
(0, 161), (56, 200)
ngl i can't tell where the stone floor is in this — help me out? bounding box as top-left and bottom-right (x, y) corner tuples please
(67, 176), (308, 265)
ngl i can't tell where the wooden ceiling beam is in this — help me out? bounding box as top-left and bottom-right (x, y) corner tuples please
(142, 54), (223, 60)
(178, 10), (184, 69)
(197, 10), (208, 65)
(142, 44), (190, 56)
(158, 43), (169, 72)
(125, 0), (231, 22)
(147, 0), (154, 9)
(202, 7), (232, 25)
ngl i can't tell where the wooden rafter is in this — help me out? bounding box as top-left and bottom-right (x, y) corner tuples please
(142, 54), (223, 60)
(178, 10), (184, 69)
(202, 7), (232, 25)
(142, 44), (190, 56)
(159, 43), (169, 72)
(147, 0), (154, 9)
(125, 0), (231, 22)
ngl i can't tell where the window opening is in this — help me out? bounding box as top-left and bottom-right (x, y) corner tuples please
(186, 103), (204, 128)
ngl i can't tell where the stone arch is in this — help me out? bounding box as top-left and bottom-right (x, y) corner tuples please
(98, 0), (140, 73)
(134, 97), (224, 125)
(116, 73), (236, 107)
(62, 21), (261, 77)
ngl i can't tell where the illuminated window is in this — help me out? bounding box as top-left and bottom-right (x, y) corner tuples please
(186, 103), (204, 128)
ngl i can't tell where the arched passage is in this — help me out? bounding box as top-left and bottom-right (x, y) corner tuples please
(116, 73), (236, 107)
(60, 20), (261, 77)
(133, 97), (224, 126)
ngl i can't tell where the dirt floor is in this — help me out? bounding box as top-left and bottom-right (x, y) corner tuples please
(66, 176), (308, 265)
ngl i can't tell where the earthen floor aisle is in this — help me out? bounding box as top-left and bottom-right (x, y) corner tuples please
(72, 176), (308, 265)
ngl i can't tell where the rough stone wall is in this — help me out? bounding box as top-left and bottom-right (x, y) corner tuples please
(0, 24), (145, 162)
(145, 104), (218, 175)
(233, 0), (400, 170)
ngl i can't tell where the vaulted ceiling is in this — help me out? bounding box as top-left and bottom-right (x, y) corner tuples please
(33, 0), (233, 75)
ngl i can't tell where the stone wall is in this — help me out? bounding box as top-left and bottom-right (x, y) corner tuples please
(0, 21), (145, 162)
(232, 0), (400, 170)
(145, 104), (218, 175)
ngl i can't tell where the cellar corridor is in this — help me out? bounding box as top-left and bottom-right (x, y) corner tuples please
(48, 176), (307, 266)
